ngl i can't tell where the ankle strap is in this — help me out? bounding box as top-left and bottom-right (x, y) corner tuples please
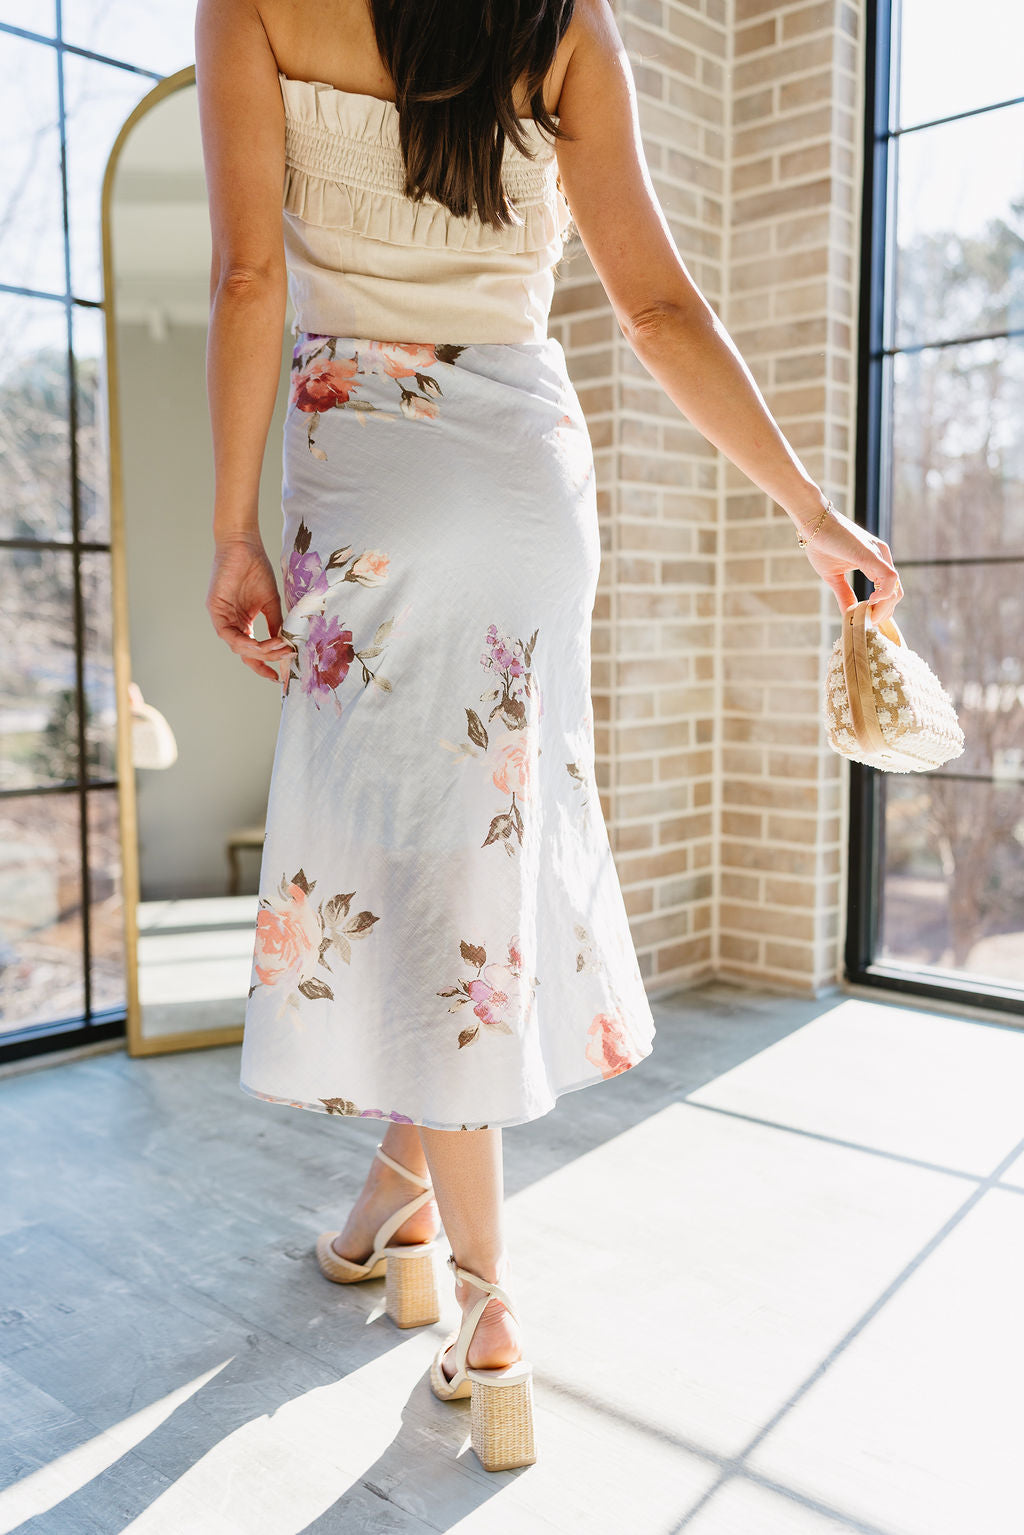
(447, 1254), (519, 1321)
(375, 1142), (432, 1190)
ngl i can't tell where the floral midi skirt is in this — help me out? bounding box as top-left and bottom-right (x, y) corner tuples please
(239, 332), (657, 1131)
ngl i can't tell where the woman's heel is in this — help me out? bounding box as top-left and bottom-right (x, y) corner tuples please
(466, 1359), (536, 1471)
(382, 1242), (440, 1328)
(429, 1253), (536, 1469)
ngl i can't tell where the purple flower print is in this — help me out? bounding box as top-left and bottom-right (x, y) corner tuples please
(438, 935), (539, 1049)
(319, 1099), (415, 1121)
(284, 547), (330, 609)
(302, 612), (355, 706)
(279, 520), (396, 707)
(486, 625), (524, 676)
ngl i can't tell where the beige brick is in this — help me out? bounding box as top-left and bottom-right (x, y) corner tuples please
(733, 34), (837, 94)
(721, 902), (817, 941)
(720, 933), (761, 964)
(763, 940), (819, 973)
(612, 820), (655, 853)
(657, 872), (715, 906)
(722, 778), (818, 812)
(631, 910), (690, 948)
(666, 9), (729, 57)
(734, 0), (784, 20)
(721, 871), (761, 901)
(733, 85), (775, 125)
(623, 884), (657, 918)
(654, 937), (714, 974)
(782, 2), (843, 42)
(620, 18), (702, 82)
(556, 0), (864, 996)
(735, 16), (777, 54)
(763, 876), (818, 907)
(733, 106), (833, 159)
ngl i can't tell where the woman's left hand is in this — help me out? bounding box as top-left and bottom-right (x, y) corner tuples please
(206, 533), (294, 682)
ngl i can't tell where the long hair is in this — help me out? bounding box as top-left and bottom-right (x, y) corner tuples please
(367, 0), (576, 231)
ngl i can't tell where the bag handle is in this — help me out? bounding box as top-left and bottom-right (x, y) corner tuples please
(841, 599), (892, 756)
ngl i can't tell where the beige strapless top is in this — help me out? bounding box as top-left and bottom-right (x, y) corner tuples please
(278, 72), (574, 345)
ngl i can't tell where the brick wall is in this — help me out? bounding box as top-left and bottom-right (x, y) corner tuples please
(548, 0), (865, 998)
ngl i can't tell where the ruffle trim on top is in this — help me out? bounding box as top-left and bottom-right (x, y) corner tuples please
(279, 73), (574, 256)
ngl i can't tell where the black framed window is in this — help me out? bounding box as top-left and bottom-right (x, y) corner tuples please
(0, 8), (194, 1064)
(848, 0), (1024, 1016)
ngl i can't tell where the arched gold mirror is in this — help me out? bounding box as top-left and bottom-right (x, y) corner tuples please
(102, 66), (292, 1056)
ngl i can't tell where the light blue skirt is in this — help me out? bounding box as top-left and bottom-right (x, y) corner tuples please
(239, 332), (656, 1130)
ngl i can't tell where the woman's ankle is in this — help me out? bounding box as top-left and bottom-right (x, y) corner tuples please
(450, 1248), (511, 1286)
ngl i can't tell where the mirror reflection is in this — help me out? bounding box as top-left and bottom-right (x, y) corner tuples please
(106, 73), (292, 1052)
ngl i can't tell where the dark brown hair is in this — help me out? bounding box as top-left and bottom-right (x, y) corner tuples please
(367, 0), (576, 230)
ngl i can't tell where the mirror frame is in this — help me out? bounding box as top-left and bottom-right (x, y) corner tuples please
(102, 64), (246, 1058)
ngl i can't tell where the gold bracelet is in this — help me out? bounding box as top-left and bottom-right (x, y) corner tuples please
(796, 498), (833, 548)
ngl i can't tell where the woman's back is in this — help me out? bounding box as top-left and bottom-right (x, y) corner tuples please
(275, 71), (573, 343)
(257, 2), (577, 343)
(257, 0), (572, 119)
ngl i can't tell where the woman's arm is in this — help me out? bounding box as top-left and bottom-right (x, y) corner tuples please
(552, 0), (828, 525)
(553, 0), (902, 619)
(193, 0), (295, 681)
(194, 0), (289, 546)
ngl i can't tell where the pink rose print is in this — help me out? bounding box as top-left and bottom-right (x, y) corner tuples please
(491, 732), (534, 800)
(291, 355), (359, 413)
(288, 334), (466, 457)
(252, 874), (320, 989)
(249, 867), (380, 1016)
(585, 1007), (642, 1080)
(356, 341), (439, 378)
(400, 393), (440, 422)
(349, 550), (390, 586)
(438, 935), (539, 1050)
(439, 624), (540, 856)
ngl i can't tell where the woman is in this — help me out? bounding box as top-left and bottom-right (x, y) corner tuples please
(195, 0), (902, 1472)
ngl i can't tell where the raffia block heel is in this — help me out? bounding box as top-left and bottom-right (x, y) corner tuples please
(382, 1242), (440, 1328)
(467, 1363), (536, 1471)
(316, 1143), (440, 1328)
(430, 1254), (536, 1470)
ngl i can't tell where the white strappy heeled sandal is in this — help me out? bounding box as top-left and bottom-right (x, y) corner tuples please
(315, 1142), (440, 1328)
(429, 1253), (536, 1470)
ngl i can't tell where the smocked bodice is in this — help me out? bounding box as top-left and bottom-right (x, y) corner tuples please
(278, 72), (574, 344)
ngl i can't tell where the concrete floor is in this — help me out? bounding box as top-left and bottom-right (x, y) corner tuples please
(0, 978), (1021, 1535)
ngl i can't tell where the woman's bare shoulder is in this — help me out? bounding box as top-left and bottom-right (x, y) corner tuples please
(552, 0), (706, 334)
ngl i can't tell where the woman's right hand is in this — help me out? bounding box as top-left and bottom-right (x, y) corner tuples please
(794, 501), (904, 624)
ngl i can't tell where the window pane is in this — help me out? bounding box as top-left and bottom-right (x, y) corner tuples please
(60, 2), (195, 75)
(0, 31), (64, 293)
(63, 53), (157, 302)
(0, 546), (79, 791)
(87, 786), (125, 1015)
(0, 292), (72, 543)
(72, 301), (110, 543)
(898, 0), (1024, 129)
(888, 337), (1024, 561)
(0, 791), (85, 1033)
(879, 777), (1024, 991)
(892, 104), (1024, 350)
(879, 566), (1024, 783)
(0, 5), (55, 31)
(81, 551), (117, 781)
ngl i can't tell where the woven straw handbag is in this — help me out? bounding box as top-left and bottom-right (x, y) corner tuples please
(824, 598), (965, 772)
(130, 694), (178, 770)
